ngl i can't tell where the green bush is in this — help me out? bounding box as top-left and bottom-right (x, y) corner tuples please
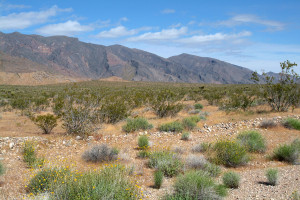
(283, 118), (300, 130)
(100, 99), (131, 123)
(122, 117), (153, 133)
(165, 170), (227, 199)
(82, 144), (119, 163)
(159, 122), (183, 133)
(266, 168), (278, 186)
(203, 163), (222, 177)
(30, 114), (58, 134)
(194, 103), (203, 110)
(27, 168), (69, 194)
(137, 150), (150, 158)
(148, 151), (183, 177)
(154, 170), (164, 189)
(236, 131), (266, 153)
(181, 132), (190, 141)
(223, 171), (240, 188)
(23, 141), (44, 168)
(28, 165), (141, 199)
(182, 116), (201, 130)
(138, 135), (149, 149)
(272, 139), (300, 164)
(213, 140), (249, 167)
(0, 161), (5, 176)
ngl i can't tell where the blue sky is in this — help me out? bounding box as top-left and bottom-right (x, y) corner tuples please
(0, 0), (300, 73)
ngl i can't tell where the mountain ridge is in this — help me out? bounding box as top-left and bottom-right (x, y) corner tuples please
(0, 32), (258, 84)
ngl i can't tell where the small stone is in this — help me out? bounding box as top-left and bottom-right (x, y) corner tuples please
(9, 142), (15, 149)
(75, 136), (82, 140)
(87, 136), (94, 141)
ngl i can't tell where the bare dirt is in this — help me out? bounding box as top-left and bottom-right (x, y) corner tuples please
(0, 101), (299, 200)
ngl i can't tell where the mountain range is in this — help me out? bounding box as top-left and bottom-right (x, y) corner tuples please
(0, 32), (257, 85)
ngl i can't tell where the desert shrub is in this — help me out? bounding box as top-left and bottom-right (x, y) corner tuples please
(165, 170), (227, 199)
(27, 168), (69, 194)
(266, 168), (278, 186)
(149, 89), (184, 118)
(220, 91), (255, 112)
(283, 118), (300, 130)
(122, 117), (153, 133)
(99, 99), (131, 123)
(138, 135), (149, 149)
(23, 141), (44, 168)
(192, 142), (211, 153)
(148, 151), (183, 177)
(182, 116), (201, 130)
(223, 171), (240, 188)
(188, 109), (201, 114)
(181, 132), (190, 141)
(0, 161), (5, 176)
(272, 139), (300, 164)
(173, 147), (184, 154)
(30, 114), (58, 134)
(236, 131), (266, 153)
(213, 140), (249, 167)
(154, 170), (164, 189)
(203, 163), (222, 177)
(252, 60), (300, 112)
(82, 144), (118, 163)
(185, 155), (208, 169)
(159, 121), (183, 133)
(259, 120), (277, 129)
(194, 103), (203, 110)
(137, 150), (150, 158)
(28, 165), (141, 199)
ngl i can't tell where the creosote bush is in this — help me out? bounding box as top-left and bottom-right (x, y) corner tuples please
(30, 114), (58, 134)
(122, 117), (153, 133)
(266, 168), (278, 186)
(138, 135), (149, 149)
(213, 140), (249, 167)
(164, 170), (227, 200)
(148, 151), (183, 177)
(283, 118), (300, 130)
(272, 139), (300, 164)
(236, 131), (266, 153)
(82, 144), (119, 163)
(182, 116), (201, 130)
(223, 171), (240, 188)
(159, 121), (183, 133)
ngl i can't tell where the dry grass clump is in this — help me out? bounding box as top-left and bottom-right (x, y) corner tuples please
(82, 144), (119, 163)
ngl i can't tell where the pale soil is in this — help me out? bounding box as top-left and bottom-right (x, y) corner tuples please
(0, 102), (299, 200)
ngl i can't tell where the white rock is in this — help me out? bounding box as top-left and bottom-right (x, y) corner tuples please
(75, 136), (82, 140)
(9, 142), (15, 149)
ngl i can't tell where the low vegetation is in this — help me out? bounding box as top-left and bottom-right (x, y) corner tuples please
(223, 171), (240, 188)
(148, 150), (183, 177)
(272, 139), (300, 164)
(283, 118), (300, 130)
(259, 120), (277, 129)
(265, 168), (278, 186)
(236, 130), (266, 153)
(180, 132), (190, 141)
(0, 161), (5, 176)
(137, 135), (149, 149)
(22, 141), (44, 168)
(213, 140), (249, 167)
(164, 170), (227, 199)
(82, 144), (119, 163)
(159, 121), (183, 133)
(154, 170), (164, 189)
(122, 117), (153, 133)
(27, 165), (142, 199)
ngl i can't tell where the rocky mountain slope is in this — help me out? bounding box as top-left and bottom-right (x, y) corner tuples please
(0, 32), (256, 84)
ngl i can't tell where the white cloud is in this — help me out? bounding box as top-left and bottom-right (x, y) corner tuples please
(0, 5), (72, 30)
(120, 17), (128, 22)
(161, 9), (175, 14)
(36, 20), (93, 36)
(219, 14), (284, 31)
(178, 31), (252, 44)
(0, 3), (31, 10)
(127, 27), (187, 42)
(96, 26), (138, 38)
